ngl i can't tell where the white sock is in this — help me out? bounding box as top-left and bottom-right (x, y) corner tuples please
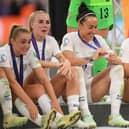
(67, 95), (79, 112)
(0, 78), (12, 116)
(14, 98), (42, 126)
(77, 67), (91, 115)
(38, 94), (63, 124)
(38, 94), (51, 114)
(109, 65), (124, 116)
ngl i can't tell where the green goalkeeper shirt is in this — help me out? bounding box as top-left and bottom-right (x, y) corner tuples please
(66, 0), (113, 29)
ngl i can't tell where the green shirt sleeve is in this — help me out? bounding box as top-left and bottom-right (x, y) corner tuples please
(66, 0), (83, 28)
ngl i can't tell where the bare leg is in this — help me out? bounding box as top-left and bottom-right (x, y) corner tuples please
(24, 70), (63, 114)
(51, 67), (80, 112)
(23, 84), (45, 101)
(51, 74), (66, 97)
(91, 67), (110, 102)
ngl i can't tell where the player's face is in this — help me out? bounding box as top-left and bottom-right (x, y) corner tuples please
(79, 16), (98, 41)
(12, 32), (31, 56)
(31, 13), (50, 39)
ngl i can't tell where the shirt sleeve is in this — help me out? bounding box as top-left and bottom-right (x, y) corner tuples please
(0, 47), (11, 68)
(61, 34), (74, 52)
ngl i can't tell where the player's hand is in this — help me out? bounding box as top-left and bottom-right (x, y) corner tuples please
(58, 60), (72, 79)
(27, 102), (39, 120)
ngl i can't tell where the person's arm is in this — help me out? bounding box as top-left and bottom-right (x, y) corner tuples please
(3, 67), (39, 120)
(55, 52), (72, 79)
(33, 67), (63, 113)
(106, 53), (123, 65)
(29, 50), (63, 113)
(39, 37), (63, 68)
(40, 60), (61, 68)
(61, 34), (95, 66)
(62, 50), (94, 66)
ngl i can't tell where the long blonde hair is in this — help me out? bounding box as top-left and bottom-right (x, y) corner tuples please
(28, 10), (49, 32)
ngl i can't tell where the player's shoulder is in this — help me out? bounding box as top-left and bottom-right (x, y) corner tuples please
(46, 35), (57, 42)
(0, 44), (10, 52)
(63, 32), (77, 38)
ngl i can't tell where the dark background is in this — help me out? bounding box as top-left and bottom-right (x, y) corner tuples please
(49, 0), (70, 45)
